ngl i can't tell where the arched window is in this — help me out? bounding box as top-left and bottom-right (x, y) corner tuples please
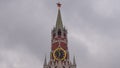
(55, 66), (57, 68)
(63, 66), (65, 68)
(64, 33), (66, 37)
(53, 33), (56, 38)
(58, 29), (61, 36)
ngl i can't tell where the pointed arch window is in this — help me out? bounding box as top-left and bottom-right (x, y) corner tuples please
(64, 33), (66, 37)
(53, 33), (56, 38)
(55, 66), (57, 68)
(58, 29), (61, 36)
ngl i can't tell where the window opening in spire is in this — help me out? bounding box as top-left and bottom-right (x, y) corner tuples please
(58, 29), (61, 36)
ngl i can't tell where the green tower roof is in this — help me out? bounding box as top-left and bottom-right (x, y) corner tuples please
(56, 3), (63, 29)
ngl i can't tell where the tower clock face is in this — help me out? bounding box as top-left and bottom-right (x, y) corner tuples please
(53, 47), (66, 61)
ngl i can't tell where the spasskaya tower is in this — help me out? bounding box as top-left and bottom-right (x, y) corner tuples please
(43, 2), (76, 68)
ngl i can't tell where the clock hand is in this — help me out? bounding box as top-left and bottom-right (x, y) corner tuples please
(58, 52), (61, 57)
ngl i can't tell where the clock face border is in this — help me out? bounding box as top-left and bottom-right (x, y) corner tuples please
(53, 47), (66, 61)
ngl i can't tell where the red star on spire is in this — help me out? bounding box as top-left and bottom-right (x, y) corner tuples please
(57, 2), (62, 8)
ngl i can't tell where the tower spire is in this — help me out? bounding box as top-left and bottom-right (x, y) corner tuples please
(43, 2), (77, 68)
(56, 2), (63, 29)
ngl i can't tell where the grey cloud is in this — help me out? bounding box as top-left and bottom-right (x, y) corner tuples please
(0, 0), (120, 68)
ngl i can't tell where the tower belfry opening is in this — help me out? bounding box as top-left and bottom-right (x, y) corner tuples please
(43, 2), (76, 68)
(58, 29), (62, 36)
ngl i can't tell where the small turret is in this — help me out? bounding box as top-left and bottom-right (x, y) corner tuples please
(44, 56), (47, 66)
(73, 56), (76, 65)
(72, 56), (76, 68)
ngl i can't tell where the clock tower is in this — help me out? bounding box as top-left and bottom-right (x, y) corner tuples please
(43, 2), (76, 68)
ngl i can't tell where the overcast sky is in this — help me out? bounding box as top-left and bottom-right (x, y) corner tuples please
(0, 0), (120, 68)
